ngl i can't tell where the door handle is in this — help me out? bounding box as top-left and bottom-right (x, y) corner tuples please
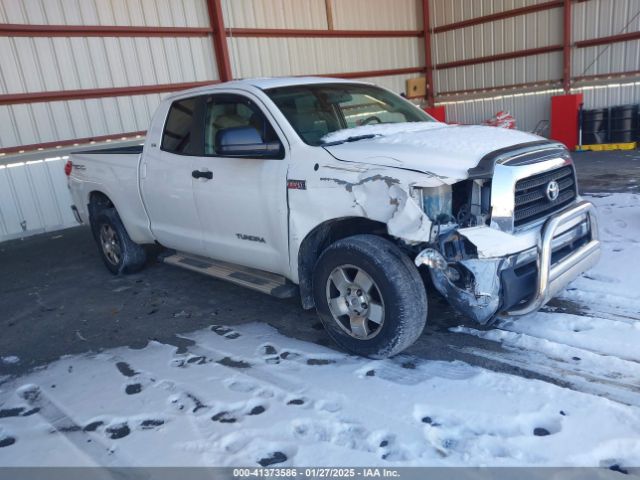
(192, 170), (213, 180)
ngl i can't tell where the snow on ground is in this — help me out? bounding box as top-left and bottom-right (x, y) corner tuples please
(0, 193), (639, 468)
(1, 356), (20, 365)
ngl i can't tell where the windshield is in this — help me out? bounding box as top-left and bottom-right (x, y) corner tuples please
(264, 83), (434, 146)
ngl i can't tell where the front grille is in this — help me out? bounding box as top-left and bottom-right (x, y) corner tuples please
(513, 166), (576, 227)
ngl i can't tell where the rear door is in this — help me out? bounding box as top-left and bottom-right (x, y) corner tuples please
(141, 95), (208, 256)
(191, 92), (290, 275)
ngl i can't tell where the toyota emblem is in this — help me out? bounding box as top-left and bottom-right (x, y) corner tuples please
(546, 180), (560, 201)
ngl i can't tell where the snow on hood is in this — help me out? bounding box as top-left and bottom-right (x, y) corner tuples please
(322, 122), (545, 181)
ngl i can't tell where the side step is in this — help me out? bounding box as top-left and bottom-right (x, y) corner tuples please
(161, 252), (298, 299)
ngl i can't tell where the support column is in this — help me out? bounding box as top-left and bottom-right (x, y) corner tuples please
(206, 0), (233, 82)
(563, 0), (572, 93)
(422, 0), (435, 107)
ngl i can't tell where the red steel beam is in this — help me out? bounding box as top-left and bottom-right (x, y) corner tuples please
(0, 23), (212, 37)
(321, 67), (425, 79)
(435, 45), (563, 70)
(0, 81), (216, 106)
(432, 0), (563, 34)
(0, 131), (147, 156)
(575, 31), (640, 48)
(563, 0), (572, 93)
(206, 0), (233, 82)
(422, 0), (435, 107)
(224, 28), (423, 38)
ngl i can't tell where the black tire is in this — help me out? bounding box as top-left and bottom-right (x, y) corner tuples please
(93, 208), (146, 275)
(312, 234), (427, 358)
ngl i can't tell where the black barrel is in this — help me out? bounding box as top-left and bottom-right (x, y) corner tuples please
(582, 108), (608, 144)
(609, 105), (639, 143)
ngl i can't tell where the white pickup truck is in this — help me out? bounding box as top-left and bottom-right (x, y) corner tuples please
(67, 77), (601, 358)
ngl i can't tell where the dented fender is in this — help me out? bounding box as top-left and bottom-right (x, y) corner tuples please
(315, 168), (446, 243)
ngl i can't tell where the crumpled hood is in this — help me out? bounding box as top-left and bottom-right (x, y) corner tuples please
(322, 123), (545, 182)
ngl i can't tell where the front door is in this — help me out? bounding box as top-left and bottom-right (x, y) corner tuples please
(191, 92), (290, 276)
(141, 95), (207, 256)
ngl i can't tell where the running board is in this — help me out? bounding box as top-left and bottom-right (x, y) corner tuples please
(161, 252), (298, 299)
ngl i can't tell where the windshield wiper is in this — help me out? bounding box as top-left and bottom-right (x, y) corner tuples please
(322, 134), (378, 146)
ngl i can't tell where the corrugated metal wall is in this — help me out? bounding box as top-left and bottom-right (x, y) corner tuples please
(0, 0), (218, 152)
(432, 5), (563, 93)
(439, 88), (563, 132)
(573, 0), (640, 78)
(433, 0), (640, 127)
(222, 0), (424, 94)
(0, 154), (76, 240)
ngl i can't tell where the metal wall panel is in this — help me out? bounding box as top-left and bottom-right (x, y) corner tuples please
(435, 52), (562, 93)
(0, 155), (78, 241)
(222, 0), (327, 29)
(332, 0), (421, 30)
(437, 88), (562, 133)
(228, 36), (423, 78)
(429, 0), (555, 28)
(572, 0), (640, 78)
(0, 36), (217, 95)
(573, 41), (640, 78)
(0, 0), (210, 27)
(575, 81), (640, 109)
(0, 94), (159, 149)
(433, 9), (562, 63)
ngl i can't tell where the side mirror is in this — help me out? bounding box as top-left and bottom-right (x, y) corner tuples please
(215, 127), (283, 158)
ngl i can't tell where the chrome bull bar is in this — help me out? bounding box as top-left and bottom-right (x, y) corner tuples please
(505, 200), (601, 316)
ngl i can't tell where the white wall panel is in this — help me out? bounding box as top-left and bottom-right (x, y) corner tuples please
(228, 37), (423, 78)
(436, 52), (562, 93)
(0, 0), (210, 27)
(0, 156), (77, 241)
(222, 0), (328, 29)
(573, 41), (640, 79)
(0, 36), (218, 94)
(332, 0), (421, 30)
(437, 88), (562, 133)
(573, 0), (640, 41)
(575, 81), (640, 109)
(433, 9), (562, 64)
(0, 94), (160, 149)
(429, 0), (557, 28)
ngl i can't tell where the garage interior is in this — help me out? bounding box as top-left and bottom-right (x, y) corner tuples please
(1, 0), (639, 241)
(1, 0), (640, 470)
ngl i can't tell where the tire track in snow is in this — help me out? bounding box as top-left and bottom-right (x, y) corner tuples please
(451, 327), (640, 407)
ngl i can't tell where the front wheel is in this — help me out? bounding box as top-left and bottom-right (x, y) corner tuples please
(312, 235), (427, 358)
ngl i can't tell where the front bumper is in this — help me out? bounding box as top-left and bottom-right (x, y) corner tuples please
(503, 200), (600, 315)
(415, 200), (601, 322)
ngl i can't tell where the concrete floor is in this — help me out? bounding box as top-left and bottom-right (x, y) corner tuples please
(1, 149), (637, 380)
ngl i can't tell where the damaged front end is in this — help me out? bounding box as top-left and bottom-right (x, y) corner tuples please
(409, 144), (600, 325)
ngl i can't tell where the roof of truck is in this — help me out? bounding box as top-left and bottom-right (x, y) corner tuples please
(165, 76), (370, 100)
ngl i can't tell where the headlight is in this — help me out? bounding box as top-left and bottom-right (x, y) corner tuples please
(410, 185), (452, 223)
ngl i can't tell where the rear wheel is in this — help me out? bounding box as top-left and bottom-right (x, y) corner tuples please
(93, 208), (146, 274)
(312, 234), (427, 358)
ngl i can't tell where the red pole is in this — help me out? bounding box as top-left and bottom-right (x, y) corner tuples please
(563, 0), (572, 93)
(422, 0), (435, 107)
(206, 0), (233, 83)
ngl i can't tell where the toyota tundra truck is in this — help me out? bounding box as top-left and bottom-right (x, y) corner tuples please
(66, 77), (601, 358)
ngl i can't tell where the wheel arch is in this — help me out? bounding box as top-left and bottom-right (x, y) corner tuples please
(297, 217), (389, 310)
